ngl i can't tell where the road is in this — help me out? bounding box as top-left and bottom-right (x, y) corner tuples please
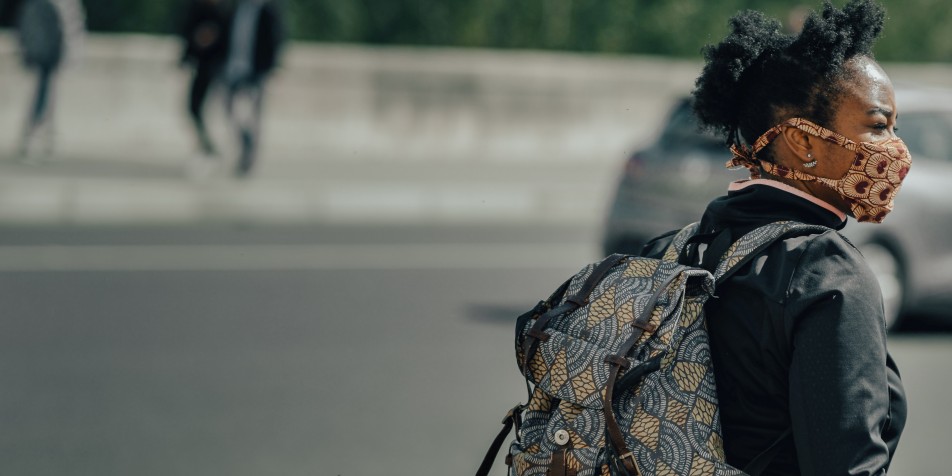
(0, 223), (946, 476)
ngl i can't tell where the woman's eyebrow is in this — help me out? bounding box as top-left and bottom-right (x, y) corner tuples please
(867, 106), (894, 117)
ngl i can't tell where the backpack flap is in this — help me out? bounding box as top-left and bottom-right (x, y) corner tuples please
(521, 326), (624, 409)
(516, 255), (716, 411)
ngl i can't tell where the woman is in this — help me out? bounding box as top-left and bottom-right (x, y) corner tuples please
(643, 1), (907, 474)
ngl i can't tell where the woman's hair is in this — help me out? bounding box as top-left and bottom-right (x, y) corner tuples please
(692, 0), (885, 162)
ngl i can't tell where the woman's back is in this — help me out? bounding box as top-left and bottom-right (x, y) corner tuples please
(705, 184), (904, 474)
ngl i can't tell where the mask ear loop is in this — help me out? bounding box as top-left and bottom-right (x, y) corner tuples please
(725, 125), (766, 180)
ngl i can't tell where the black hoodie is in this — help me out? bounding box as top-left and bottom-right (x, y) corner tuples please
(642, 181), (906, 476)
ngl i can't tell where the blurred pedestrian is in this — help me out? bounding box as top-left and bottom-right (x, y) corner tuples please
(180, 0), (229, 158)
(14, 0), (85, 161)
(223, 0), (283, 177)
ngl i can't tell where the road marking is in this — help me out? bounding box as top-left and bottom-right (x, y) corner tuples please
(0, 243), (597, 272)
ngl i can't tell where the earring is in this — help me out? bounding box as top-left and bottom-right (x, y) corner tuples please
(804, 152), (817, 168)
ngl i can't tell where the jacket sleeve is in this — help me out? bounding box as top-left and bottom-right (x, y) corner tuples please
(783, 233), (904, 476)
(180, 7), (198, 63)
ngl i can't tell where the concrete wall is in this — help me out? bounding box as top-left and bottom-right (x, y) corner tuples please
(0, 33), (708, 166)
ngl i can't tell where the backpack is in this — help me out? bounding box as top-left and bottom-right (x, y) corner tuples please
(476, 220), (829, 476)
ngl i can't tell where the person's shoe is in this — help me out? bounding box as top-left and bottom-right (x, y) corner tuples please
(184, 152), (221, 181)
(13, 137), (38, 165)
(235, 156), (254, 177)
(198, 129), (218, 156)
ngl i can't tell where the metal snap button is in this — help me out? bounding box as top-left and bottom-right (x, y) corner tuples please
(553, 429), (570, 446)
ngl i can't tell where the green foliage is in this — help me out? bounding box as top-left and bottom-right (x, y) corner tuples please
(875, 0), (952, 62)
(81, 0), (190, 33)
(70, 0), (952, 62)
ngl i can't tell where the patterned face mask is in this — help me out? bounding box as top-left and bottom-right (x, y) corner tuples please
(728, 118), (913, 223)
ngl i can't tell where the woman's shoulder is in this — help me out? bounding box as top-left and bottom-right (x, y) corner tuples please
(773, 227), (885, 324)
(768, 226), (875, 282)
(776, 227), (864, 268)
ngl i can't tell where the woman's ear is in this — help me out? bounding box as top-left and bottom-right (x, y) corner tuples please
(779, 126), (816, 167)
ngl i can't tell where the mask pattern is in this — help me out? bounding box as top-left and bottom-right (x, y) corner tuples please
(727, 118), (912, 223)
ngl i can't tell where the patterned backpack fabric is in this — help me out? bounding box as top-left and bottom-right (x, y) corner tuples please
(477, 221), (829, 476)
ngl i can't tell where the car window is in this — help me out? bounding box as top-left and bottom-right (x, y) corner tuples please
(899, 111), (952, 161)
(659, 100), (722, 152)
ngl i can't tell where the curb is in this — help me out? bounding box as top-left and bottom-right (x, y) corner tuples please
(0, 161), (615, 227)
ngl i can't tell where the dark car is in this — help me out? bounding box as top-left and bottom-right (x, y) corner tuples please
(602, 90), (952, 329)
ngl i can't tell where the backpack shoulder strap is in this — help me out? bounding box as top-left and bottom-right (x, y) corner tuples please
(661, 221), (701, 262)
(663, 220), (831, 282)
(712, 221), (831, 284)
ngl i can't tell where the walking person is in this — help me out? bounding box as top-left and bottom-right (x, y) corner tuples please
(641, 0), (907, 473)
(180, 0), (229, 158)
(14, 0), (84, 161)
(222, 0), (283, 177)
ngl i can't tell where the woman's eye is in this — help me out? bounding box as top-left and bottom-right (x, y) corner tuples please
(871, 123), (897, 134)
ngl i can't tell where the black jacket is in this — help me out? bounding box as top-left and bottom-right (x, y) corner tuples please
(229, 1), (283, 79)
(180, 0), (229, 65)
(17, 0), (63, 69)
(642, 182), (906, 476)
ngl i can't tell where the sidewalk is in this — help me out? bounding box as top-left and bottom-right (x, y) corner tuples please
(0, 152), (618, 226)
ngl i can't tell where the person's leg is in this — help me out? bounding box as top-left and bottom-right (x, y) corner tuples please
(18, 66), (52, 158)
(236, 81), (264, 176)
(229, 79), (263, 176)
(224, 81), (245, 173)
(38, 68), (58, 156)
(189, 62), (218, 155)
(32, 66), (53, 126)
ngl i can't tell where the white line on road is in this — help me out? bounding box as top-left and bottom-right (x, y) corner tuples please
(0, 243), (598, 272)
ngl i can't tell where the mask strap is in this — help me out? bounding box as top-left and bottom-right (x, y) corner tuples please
(724, 118), (856, 179)
(725, 122), (787, 179)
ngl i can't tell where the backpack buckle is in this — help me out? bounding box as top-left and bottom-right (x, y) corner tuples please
(527, 328), (550, 342)
(603, 354), (630, 370)
(617, 451), (641, 476)
(565, 296), (589, 307)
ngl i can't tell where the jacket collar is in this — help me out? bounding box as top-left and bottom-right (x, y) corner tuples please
(701, 179), (848, 235)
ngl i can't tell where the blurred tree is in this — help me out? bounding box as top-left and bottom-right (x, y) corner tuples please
(14, 0), (952, 62)
(875, 0), (952, 62)
(80, 0), (188, 33)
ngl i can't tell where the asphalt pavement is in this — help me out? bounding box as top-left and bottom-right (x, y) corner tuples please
(0, 224), (597, 476)
(0, 224), (946, 476)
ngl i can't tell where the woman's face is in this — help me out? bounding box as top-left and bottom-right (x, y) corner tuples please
(807, 56), (899, 214)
